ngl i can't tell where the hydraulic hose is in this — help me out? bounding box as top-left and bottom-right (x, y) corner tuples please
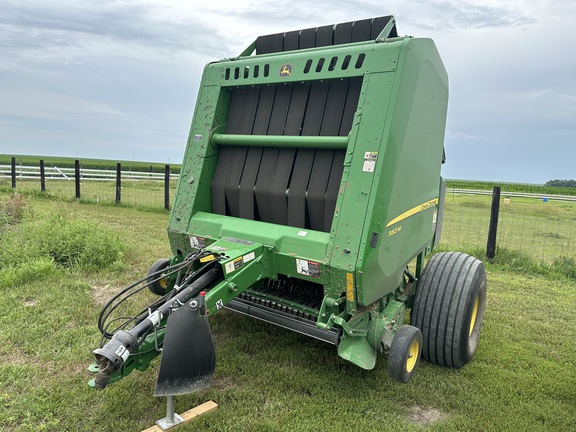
(93, 267), (222, 389)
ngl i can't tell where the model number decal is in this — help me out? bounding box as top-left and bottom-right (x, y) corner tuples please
(388, 225), (402, 237)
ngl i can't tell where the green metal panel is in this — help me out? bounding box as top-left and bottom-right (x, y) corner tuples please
(213, 40), (401, 86)
(354, 38), (448, 306)
(187, 212), (331, 284)
(169, 82), (226, 237)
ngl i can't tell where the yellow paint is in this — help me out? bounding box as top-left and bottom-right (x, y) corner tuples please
(406, 339), (419, 372)
(386, 198), (439, 228)
(200, 254), (216, 263)
(469, 295), (479, 336)
(346, 273), (355, 302)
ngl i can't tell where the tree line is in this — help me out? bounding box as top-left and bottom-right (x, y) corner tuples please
(544, 179), (576, 188)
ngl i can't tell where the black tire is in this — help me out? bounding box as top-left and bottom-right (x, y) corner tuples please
(410, 252), (487, 368)
(387, 325), (423, 383)
(147, 258), (172, 296)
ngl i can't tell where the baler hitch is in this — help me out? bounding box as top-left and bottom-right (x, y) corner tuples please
(91, 251), (222, 394)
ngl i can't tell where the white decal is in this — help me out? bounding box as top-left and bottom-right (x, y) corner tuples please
(225, 261), (236, 274)
(362, 151), (378, 173)
(296, 259), (309, 276)
(243, 252), (255, 263)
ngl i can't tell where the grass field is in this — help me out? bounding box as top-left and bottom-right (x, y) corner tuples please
(0, 154), (181, 173)
(1, 192), (575, 432)
(445, 179), (576, 196)
(1, 178), (179, 211)
(440, 193), (576, 270)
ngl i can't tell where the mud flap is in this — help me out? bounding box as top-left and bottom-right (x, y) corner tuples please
(337, 334), (377, 370)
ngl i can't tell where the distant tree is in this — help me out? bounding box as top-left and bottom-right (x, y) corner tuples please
(544, 179), (576, 187)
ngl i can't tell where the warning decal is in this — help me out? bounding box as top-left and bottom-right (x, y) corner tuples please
(362, 151), (378, 173)
(189, 236), (206, 250)
(296, 259), (320, 278)
(224, 257), (243, 274)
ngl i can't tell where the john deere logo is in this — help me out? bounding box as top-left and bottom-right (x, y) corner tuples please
(279, 63), (293, 78)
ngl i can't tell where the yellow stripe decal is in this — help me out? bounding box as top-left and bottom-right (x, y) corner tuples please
(385, 198), (439, 228)
(346, 273), (355, 302)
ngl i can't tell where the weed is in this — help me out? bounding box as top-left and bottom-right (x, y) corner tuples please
(0, 205), (125, 292)
(0, 192), (27, 227)
(30, 213), (125, 270)
(551, 256), (576, 279)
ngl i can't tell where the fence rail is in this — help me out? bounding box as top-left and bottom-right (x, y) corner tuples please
(0, 164), (179, 182)
(2, 158), (575, 266)
(1, 158), (178, 210)
(447, 188), (576, 202)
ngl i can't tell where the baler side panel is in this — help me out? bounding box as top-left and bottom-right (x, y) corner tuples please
(356, 38), (449, 306)
(327, 70), (396, 301)
(169, 81), (229, 253)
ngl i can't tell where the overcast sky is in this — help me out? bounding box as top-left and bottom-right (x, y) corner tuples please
(1, 0), (574, 183)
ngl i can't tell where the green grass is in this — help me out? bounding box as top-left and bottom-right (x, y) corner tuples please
(0, 153), (181, 173)
(439, 193), (576, 269)
(1, 193), (575, 431)
(0, 178), (179, 212)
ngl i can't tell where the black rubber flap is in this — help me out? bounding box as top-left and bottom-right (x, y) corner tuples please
(154, 305), (215, 396)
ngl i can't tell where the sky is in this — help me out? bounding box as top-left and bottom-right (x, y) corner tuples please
(0, 0), (574, 183)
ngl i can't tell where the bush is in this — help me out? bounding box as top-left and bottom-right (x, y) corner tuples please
(29, 213), (125, 270)
(0, 209), (125, 282)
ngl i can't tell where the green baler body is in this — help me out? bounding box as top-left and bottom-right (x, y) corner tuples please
(166, 16), (448, 368)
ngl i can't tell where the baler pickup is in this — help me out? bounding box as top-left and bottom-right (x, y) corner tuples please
(90, 15), (487, 411)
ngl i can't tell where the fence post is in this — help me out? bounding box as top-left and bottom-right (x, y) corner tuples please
(75, 159), (81, 199)
(11, 156), (16, 188)
(164, 164), (170, 210)
(40, 160), (46, 192)
(115, 163), (122, 204)
(486, 185), (501, 261)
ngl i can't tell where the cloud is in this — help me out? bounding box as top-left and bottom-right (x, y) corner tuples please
(445, 130), (487, 143)
(1, 0), (575, 182)
(406, 0), (536, 30)
(0, 0), (227, 69)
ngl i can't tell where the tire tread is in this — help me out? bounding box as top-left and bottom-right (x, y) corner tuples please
(410, 252), (486, 368)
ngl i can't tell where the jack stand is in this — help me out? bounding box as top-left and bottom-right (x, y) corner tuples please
(155, 396), (184, 430)
(142, 400), (217, 432)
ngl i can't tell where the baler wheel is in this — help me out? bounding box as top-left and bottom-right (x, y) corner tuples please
(147, 258), (172, 296)
(387, 325), (423, 383)
(410, 252), (487, 368)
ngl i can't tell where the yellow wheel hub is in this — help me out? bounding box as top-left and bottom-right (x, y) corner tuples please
(469, 296), (479, 336)
(406, 340), (419, 372)
(158, 276), (168, 290)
